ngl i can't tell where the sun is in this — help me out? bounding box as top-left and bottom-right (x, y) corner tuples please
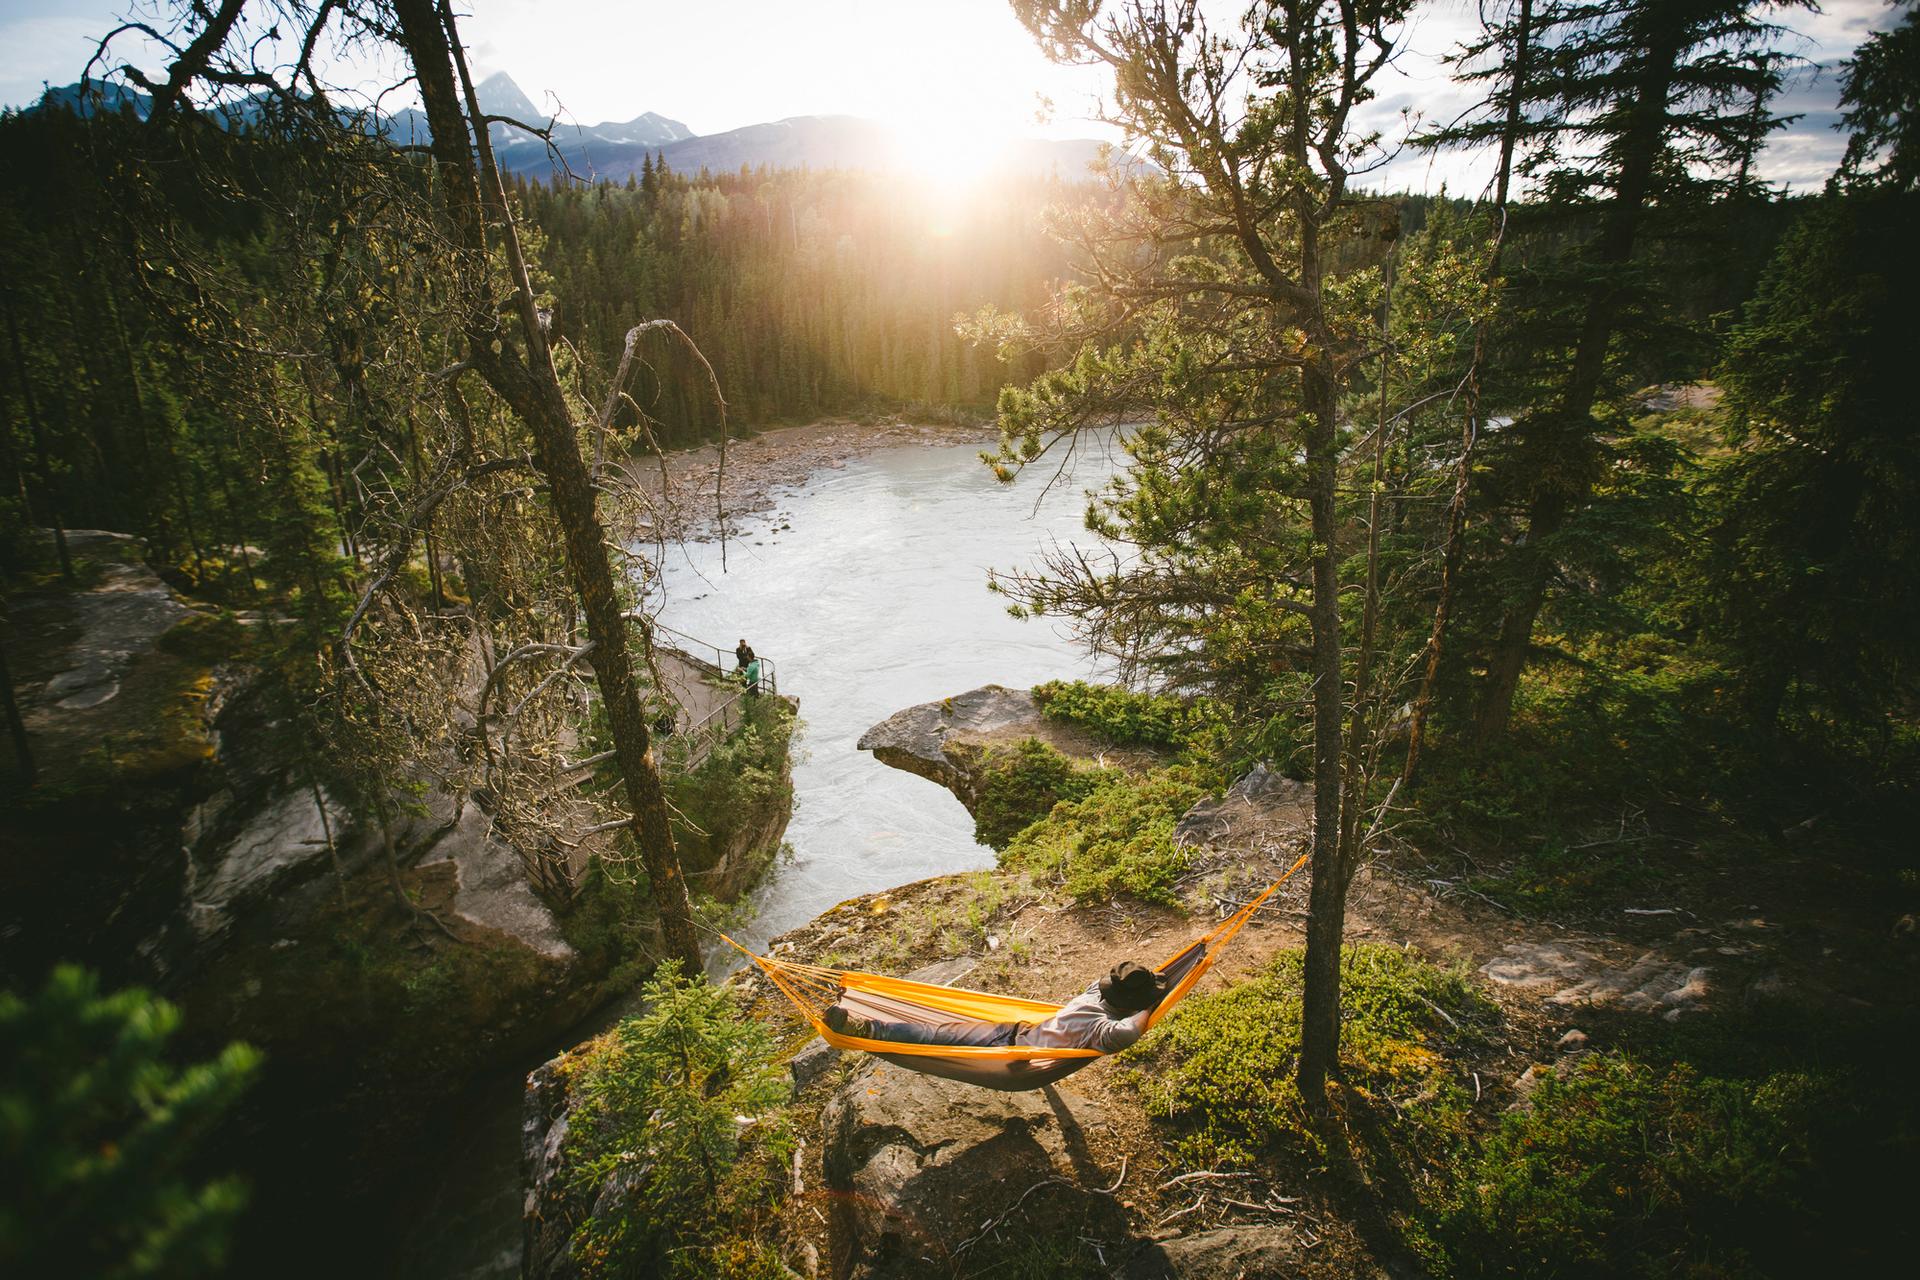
(884, 105), (1019, 202)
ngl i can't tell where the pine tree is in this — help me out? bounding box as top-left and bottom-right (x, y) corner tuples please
(1423, 0), (1802, 742)
(0, 967), (260, 1277)
(999, 0), (1425, 1098)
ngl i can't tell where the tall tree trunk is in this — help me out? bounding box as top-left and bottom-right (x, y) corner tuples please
(392, 0), (700, 972)
(1402, 0), (1533, 784)
(1296, 350), (1348, 1101)
(2, 294), (72, 584)
(1472, 11), (1682, 744)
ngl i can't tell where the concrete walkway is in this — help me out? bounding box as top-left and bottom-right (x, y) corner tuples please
(653, 640), (775, 771)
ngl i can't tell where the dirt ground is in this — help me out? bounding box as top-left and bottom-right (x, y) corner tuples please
(727, 759), (1916, 1278)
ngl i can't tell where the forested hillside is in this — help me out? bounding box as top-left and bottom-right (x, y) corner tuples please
(518, 163), (1068, 435)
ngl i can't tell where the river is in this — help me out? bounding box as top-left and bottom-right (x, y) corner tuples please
(401, 430), (1124, 1279)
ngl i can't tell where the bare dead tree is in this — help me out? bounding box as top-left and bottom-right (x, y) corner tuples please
(112, 0), (713, 970)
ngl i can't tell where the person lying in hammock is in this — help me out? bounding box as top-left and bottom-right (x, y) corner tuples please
(823, 960), (1170, 1052)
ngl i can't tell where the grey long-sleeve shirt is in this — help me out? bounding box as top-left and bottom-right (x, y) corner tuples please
(1014, 979), (1151, 1053)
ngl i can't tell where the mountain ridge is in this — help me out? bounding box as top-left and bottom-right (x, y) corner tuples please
(28, 71), (1109, 182)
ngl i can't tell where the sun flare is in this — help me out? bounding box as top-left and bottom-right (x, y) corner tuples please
(886, 110), (1017, 193)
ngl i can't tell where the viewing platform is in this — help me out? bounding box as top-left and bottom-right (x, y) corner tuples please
(652, 623), (785, 773)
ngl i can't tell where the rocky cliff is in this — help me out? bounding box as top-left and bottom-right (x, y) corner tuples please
(854, 683), (1163, 813)
(1, 530), (802, 1271)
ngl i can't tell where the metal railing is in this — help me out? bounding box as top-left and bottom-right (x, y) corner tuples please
(651, 623), (780, 774)
(651, 621), (778, 696)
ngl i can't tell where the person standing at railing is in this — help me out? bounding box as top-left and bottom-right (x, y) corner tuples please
(735, 638), (755, 671)
(743, 657), (763, 697)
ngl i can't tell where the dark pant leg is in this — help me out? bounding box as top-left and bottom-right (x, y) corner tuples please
(861, 1016), (1022, 1048)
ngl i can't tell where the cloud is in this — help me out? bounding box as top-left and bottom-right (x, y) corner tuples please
(0, 15), (125, 108)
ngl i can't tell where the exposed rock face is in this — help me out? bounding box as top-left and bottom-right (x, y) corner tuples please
(1117, 1225), (1303, 1279)
(522, 1057), (578, 1280)
(421, 802), (576, 960)
(856, 684), (1040, 810)
(822, 1063), (1120, 1277)
(683, 753), (796, 903)
(1482, 941), (1711, 1020)
(18, 530), (192, 715)
(1173, 764), (1311, 848)
(183, 782), (349, 945)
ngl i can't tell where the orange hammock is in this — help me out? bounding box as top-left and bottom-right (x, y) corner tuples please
(724, 848), (1311, 1091)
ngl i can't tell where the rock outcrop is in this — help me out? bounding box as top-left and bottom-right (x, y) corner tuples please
(856, 683), (1173, 821)
(856, 684), (1042, 810)
(1482, 940), (1712, 1020)
(1117, 1226), (1303, 1279)
(822, 1062), (1123, 1277)
(420, 801), (577, 960)
(1172, 763), (1311, 848)
(25, 531), (193, 712)
(521, 1056), (577, 1280)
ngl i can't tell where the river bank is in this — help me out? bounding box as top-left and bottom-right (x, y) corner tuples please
(620, 417), (999, 543)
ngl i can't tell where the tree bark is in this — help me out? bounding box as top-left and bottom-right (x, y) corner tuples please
(1296, 353), (1348, 1101)
(0, 634), (33, 784)
(1402, 0), (1533, 784)
(391, 0), (700, 972)
(1472, 8), (1682, 743)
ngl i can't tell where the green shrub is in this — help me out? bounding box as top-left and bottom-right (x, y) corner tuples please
(1032, 679), (1209, 750)
(155, 611), (250, 664)
(998, 763), (1218, 904)
(0, 966), (260, 1278)
(1128, 946), (1492, 1167)
(559, 963), (793, 1278)
(662, 697), (797, 875)
(972, 738), (1113, 849)
(1423, 1054), (1857, 1280)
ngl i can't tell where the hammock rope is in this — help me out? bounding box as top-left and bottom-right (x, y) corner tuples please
(722, 847), (1312, 1086)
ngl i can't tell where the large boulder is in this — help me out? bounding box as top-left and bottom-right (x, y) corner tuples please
(856, 684), (1041, 809)
(1118, 1225), (1304, 1279)
(822, 1063), (1123, 1277)
(1173, 764), (1311, 848)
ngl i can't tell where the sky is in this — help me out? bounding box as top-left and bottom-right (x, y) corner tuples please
(0, 0), (1898, 192)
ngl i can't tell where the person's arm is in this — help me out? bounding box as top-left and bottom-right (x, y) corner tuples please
(1089, 1007), (1151, 1054)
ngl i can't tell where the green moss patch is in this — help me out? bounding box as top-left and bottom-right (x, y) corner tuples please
(998, 763), (1218, 905)
(1032, 678), (1213, 751)
(1127, 945), (1495, 1169)
(972, 737), (1114, 849)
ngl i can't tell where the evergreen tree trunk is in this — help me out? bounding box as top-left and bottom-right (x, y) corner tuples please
(1473, 9), (1683, 744)
(0, 633), (33, 784)
(392, 0), (700, 972)
(1403, 0), (1533, 783)
(1297, 353), (1349, 1099)
(1290, 335), (1351, 1097)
